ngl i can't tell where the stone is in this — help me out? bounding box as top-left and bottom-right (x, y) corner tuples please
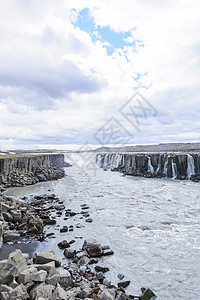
(31, 270), (47, 282)
(57, 240), (70, 249)
(2, 203), (10, 213)
(57, 267), (71, 288)
(33, 261), (55, 272)
(9, 283), (29, 300)
(46, 272), (60, 286)
(17, 266), (38, 284)
(52, 284), (68, 300)
(11, 210), (22, 222)
(95, 266), (109, 273)
(98, 289), (115, 300)
(85, 218), (93, 223)
(140, 287), (156, 300)
(118, 281), (130, 288)
(33, 251), (61, 267)
(0, 259), (16, 284)
(63, 248), (76, 259)
(3, 230), (21, 243)
(59, 226), (68, 233)
(82, 239), (103, 257)
(3, 212), (13, 222)
(30, 283), (55, 300)
(79, 256), (90, 266)
(117, 274), (124, 280)
(8, 249), (28, 273)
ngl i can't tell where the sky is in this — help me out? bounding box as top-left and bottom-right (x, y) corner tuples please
(0, 0), (200, 150)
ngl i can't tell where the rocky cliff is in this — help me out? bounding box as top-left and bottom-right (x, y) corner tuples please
(96, 153), (200, 181)
(0, 154), (66, 187)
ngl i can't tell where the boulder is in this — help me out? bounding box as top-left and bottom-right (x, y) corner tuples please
(8, 249), (28, 273)
(17, 267), (38, 284)
(83, 239), (103, 257)
(57, 267), (71, 288)
(9, 283), (29, 300)
(0, 259), (16, 284)
(52, 284), (68, 300)
(63, 248), (76, 259)
(33, 261), (55, 272)
(33, 251), (61, 267)
(98, 289), (116, 300)
(30, 283), (55, 300)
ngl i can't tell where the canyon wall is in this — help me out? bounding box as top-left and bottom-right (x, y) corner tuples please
(96, 153), (200, 181)
(0, 154), (66, 187)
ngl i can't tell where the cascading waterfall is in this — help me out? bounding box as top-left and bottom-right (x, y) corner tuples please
(172, 159), (178, 179)
(156, 154), (162, 174)
(147, 156), (154, 173)
(163, 157), (168, 178)
(187, 154), (195, 179)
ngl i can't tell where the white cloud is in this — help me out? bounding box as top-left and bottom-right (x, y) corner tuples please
(0, 0), (199, 149)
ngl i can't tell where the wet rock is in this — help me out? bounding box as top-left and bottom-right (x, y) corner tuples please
(3, 230), (21, 243)
(85, 218), (93, 223)
(83, 239), (103, 257)
(33, 252), (61, 267)
(57, 240), (70, 249)
(98, 288), (115, 300)
(117, 274), (124, 280)
(140, 287), (156, 300)
(9, 283), (29, 300)
(33, 261), (55, 272)
(60, 226), (68, 233)
(46, 232), (54, 237)
(57, 268), (71, 288)
(118, 281), (130, 288)
(63, 249), (76, 259)
(95, 266), (109, 273)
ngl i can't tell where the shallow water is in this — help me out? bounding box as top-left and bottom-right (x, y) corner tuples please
(3, 153), (200, 299)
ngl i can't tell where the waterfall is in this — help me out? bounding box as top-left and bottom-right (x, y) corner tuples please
(187, 154), (195, 179)
(172, 159), (177, 179)
(163, 157), (168, 178)
(156, 154), (162, 174)
(147, 156), (154, 173)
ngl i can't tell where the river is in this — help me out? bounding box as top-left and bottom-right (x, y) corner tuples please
(3, 153), (200, 299)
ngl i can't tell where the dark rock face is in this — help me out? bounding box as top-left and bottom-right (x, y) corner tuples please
(96, 153), (200, 181)
(0, 154), (66, 187)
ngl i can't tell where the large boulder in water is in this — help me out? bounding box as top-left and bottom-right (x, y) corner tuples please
(33, 251), (61, 267)
(82, 239), (103, 257)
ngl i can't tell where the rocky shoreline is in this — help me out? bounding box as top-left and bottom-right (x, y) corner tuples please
(0, 239), (156, 300)
(0, 192), (157, 299)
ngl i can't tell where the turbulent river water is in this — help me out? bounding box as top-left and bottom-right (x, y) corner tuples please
(3, 153), (200, 299)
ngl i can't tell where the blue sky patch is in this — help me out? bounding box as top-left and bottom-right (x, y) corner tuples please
(72, 8), (139, 56)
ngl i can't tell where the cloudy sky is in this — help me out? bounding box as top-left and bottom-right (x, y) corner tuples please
(0, 0), (199, 150)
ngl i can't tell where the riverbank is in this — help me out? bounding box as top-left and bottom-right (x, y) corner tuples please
(0, 154), (67, 187)
(0, 239), (156, 299)
(1, 153), (199, 299)
(0, 191), (156, 299)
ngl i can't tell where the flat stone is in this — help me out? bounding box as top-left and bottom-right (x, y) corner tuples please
(33, 251), (61, 267)
(33, 261), (55, 272)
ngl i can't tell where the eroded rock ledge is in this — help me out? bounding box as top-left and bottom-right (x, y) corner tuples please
(0, 154), (67, 187)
